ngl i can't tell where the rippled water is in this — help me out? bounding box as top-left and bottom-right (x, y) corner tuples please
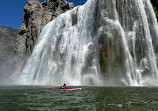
(0, 86), (158, 111)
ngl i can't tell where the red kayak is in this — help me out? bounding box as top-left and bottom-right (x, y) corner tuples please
(54, 87), (82, 91)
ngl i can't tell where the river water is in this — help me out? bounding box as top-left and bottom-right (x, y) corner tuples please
(0, 86), (158, 111)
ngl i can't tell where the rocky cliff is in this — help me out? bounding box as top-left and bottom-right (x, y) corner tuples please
(15, 0), (74, 72)
(0, 26), (17, 81)
(0, 26), (17, 61)
(16, 0), (74, 57)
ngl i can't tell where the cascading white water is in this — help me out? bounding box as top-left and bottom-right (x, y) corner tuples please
(17, 0), (158, 86)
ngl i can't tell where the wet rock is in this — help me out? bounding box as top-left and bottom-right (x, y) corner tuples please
(150, 0), (158, 21)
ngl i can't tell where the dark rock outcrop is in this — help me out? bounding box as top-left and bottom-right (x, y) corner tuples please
(15, 0), (74, 73)
(150, 0), (158, 20)
(16, 0), (74, 57)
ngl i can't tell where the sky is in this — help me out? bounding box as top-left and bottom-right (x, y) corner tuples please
(0, 0), (87, 30)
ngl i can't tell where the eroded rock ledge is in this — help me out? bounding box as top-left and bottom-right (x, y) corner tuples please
(16, 0), (74, 58)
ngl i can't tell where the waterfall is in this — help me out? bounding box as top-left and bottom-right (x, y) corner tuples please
(17, 0), (158, 86)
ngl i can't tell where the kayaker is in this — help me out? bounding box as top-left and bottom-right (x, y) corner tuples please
(63, 83), (66, 88)
(60, 83), (66, 89)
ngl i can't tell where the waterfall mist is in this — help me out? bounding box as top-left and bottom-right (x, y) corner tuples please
(0, 57), (17, 86)
(14, 0), (158, 86)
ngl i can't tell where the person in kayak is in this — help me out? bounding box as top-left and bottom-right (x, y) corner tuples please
(60, 83), (66, 89)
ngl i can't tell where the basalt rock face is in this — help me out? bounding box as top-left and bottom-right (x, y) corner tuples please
(0, 26), (17, 81)
(16, 0), (74, 56)
(15, 0), (74, 73)
(0, 26), (17, 61)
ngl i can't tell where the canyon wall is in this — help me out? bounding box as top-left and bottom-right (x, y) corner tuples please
(15, 0), (74, 73)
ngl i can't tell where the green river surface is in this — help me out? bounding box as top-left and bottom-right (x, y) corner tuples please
(0, 86), (158, 111)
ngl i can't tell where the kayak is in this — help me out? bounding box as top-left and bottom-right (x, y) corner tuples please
(54, 87), (82, 91)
